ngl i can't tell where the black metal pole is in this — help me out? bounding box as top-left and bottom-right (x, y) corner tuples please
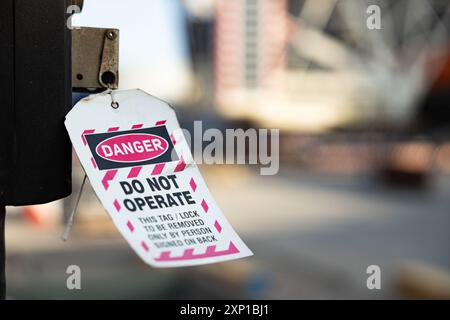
(0, 205), (5, 300)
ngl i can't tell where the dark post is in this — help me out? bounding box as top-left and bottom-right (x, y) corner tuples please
(0, 206), (5, 300)
(0, 0), (72, 206)
(0, 0), (74, 299)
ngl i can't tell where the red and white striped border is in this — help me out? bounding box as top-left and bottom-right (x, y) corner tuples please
(153, 176), (239, 262)
(81, 120), (238, 262)
(81, 120), (173, 254)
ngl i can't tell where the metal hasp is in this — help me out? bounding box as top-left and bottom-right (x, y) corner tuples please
(72, 27), (120, 89)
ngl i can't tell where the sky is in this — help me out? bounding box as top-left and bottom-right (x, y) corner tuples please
(74, 0), (193, 103)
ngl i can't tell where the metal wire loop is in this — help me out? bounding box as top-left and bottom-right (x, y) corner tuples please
(107, 86), (119, 109)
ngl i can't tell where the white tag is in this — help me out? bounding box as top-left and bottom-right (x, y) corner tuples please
(65, 89), (252, 267)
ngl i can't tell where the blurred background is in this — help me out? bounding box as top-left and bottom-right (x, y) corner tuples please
(5, 0), (450, 299)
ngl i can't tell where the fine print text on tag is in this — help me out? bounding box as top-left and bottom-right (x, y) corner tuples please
(65, 89), (253, 267)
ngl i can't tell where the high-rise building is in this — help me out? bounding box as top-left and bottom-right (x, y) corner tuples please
(214, 0), (288, 109)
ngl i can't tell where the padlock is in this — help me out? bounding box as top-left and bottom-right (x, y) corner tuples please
(0, 0), (73, 206)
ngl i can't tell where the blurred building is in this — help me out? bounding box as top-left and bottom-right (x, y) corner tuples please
(213, 0), (450, 133)
(214, 0), (290, 127)
(214, 0), (288, 96)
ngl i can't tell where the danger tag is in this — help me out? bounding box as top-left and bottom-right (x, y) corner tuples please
(65, 89), (253, 267)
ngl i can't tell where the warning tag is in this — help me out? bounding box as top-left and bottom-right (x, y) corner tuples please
(65, 89), (253, 267)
